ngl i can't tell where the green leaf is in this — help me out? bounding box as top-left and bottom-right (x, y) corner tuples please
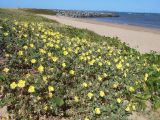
(52, 96), (64, 107)
(0, 74), (5, 81)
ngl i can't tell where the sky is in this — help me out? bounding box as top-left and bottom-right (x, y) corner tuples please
(0, 0), (160, 13)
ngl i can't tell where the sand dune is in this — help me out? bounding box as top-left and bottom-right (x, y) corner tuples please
(40, 15), (160, 53)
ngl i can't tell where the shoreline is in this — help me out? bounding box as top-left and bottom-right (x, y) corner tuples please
(57, 16), (160, 35)
(79, 18), (160, 34)
(39, 15), (160, 53)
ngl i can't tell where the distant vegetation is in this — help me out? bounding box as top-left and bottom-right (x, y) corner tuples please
(0, 9), (160, 120)
(20, 8), (57, 15)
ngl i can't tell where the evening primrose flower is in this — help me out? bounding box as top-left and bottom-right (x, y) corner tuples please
(43, 105), (48, 111)
(18, 51), (23, 56)
(42, 76), (47, 82)
(48, 92), (53, 98)
(95, 108), (101, 114)
(82, 82), (88, 88)
(74, 96), (79, 102)
(51, 56), (58, 62)
(84, 117), (90, 120)
(63, 51), (68, 55)
(117, 98), (122, 103)
(69, 70), (75, 75)
(28, 86), (35, 93)
(132, 105), (136, 111)
(62, 63), (66, 68)
(116, 62), (122, 69)
(98, 62), (103, 66)
(17, 80), (26, 88)
(30, 44), (34, 48)
(126, 63), (130, 67)
(23, 45), (28, 50)
(23, 34), (28, 38)
(98, 76), (102, 81)
(3, 68), (9, 73)
(129, 86), (135, 92)
(39, 49), (46, 54)
(4, 32), (9, 36)
(87, 92), (93, 99)
(99, 91), (105, 97)
(10, 82), (17, 89)
(125, 106), (131, 112)
(106, 61), (111, 66)
(144, 73), (149, 81)
(48, 86), (54, 92)
(113, 82), (119, 88)
(88, 59), (96, 65)
(31, 59), (36, 64)
(103, 73), (108, 77)
(48, 52), (52, 57)
(38, 65), (44, 73)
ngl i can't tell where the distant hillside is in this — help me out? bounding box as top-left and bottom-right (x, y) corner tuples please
(20, 8), (57, 15)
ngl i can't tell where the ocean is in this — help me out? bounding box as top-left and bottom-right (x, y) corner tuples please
(88, 12), (160, 29)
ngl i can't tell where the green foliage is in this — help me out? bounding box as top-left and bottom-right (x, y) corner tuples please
(0, 9), (160, 120)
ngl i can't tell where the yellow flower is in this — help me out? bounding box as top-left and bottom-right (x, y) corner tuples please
(4, 32), (9, 36)
(48, 52), (52, 57)
(48, 92), (53, 98)
(10, 82), (17, 89)
(39, 49), (46, 54)
(82, 82), (88, 88)
(103, 73), (108, 77)
(62, 63), (66, 68)
(129, 86), (135, 92)
(106, 61), (111, 66)
(3, 68), (9, 73)
(98, 62), (103, 66)
(95, 108), (101, 114)
(113, 82), (119, 88)
(43, 76), (47, 82)
(48, 86), (54, 92)
(23, 45), (28, 50)
(99, 91), (105, 97)
(126, 63), (130, 67)
(84, 117), (90, 120)
(43, 105), (48, 111)
(98, 76), (102, 81)
(28, 86), (35, 93)
(51, 56), (58, 62)
(30, 44), (34, 48)
(144, 73), (149, 81)
(117, 98), (122, 103)
(116, 62), (122, 69)
(38, 65), (44, 73)
(63, 51), (68, 55)
(74, 96), (79, 102)
(125, 106), (131, 112)
(23, 34), (28, 38)
(31, 59), (36, 64)
(17, 80), (26, 88)
(18, 51), (23, 56)
(69, 70), (75, 75)
(87, 92), (93, 99)
(132, 105), (136, 110)
(88, 59), (96, 65)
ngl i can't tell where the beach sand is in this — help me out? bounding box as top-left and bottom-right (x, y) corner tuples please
(39, 15), (160, 53)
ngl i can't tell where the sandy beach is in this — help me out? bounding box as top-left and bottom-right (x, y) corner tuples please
(40, 15), (160, 53)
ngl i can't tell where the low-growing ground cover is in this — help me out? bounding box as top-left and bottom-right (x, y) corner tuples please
(0, 9), (160, 120)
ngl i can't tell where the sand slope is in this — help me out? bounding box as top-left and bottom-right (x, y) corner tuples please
(40, 15), (160, 53)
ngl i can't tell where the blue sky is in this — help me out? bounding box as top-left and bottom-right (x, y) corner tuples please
(0, 0), (160, 13)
